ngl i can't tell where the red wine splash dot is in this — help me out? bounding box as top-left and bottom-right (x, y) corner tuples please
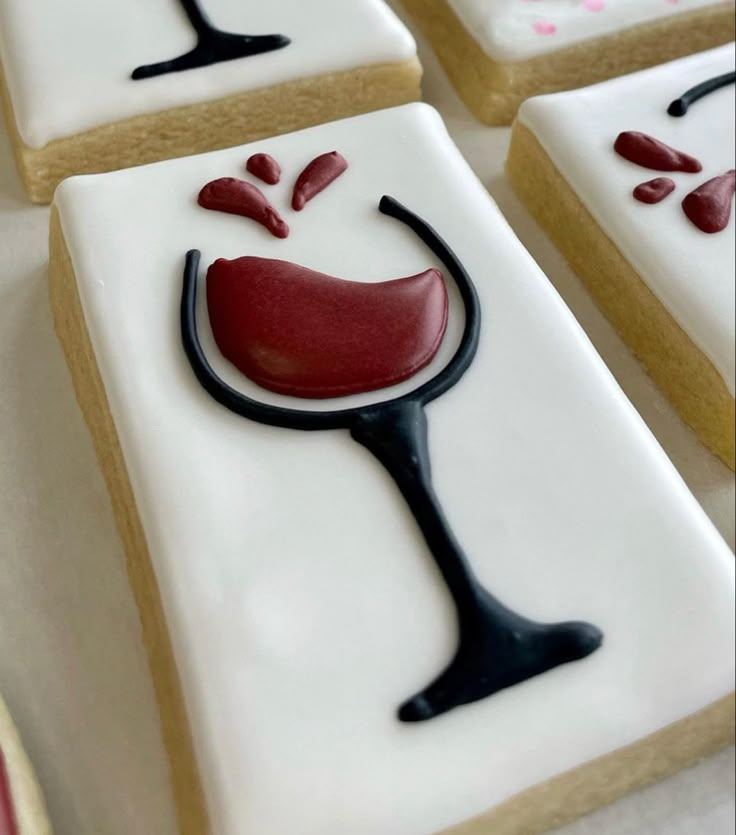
(198, 178), (289, 239)
(246, 153), (282, 186)
(292, 151), (349, 211)
(682, 170), (736, 234)
(633, 177), (676, 204)
(614, 131), (702, 173)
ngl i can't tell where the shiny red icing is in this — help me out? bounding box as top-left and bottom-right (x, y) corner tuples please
(292, 151), (348, 211)
(198, 178), (289, 239)
(207, 257), (448, 399)
(614, 132), (702, 173)
(682, 170), (736, 233)
(633, 177), (676, 204)
(0, 748), (18, 835)
(246, 153), (282, 185)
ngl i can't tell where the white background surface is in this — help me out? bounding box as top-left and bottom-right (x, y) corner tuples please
(0, 3), (733, 832)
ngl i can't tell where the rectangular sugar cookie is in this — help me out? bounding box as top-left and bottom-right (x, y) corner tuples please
(50, 103), (735, 835)
(400, 0), (734, 124)
(0, 0), (421, 203)
(508, 45), (735, 469)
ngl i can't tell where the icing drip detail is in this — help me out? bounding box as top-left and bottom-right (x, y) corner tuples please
(668, 71), (736, 117)
(292, 152), (349, 211)
(633, 177), (676, 204)
(181, 196), (603, 723)
(246, 154), (282, 186)
(614, 132), (702, 173)
(207, 258), (448, 398)
(131, 0), (290, 80)
(0, 748), (18, 835)
(682, 170), (736, 234)
(198, 178), (289, 239)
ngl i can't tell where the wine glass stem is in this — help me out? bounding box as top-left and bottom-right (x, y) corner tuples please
(351, 401), (487, 616)
(177, 0), (213, 36)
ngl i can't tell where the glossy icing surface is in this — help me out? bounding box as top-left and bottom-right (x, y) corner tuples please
(447, 0), (732, 62)
(0, 0), (416, 149)
(56, 105), (735, 835)
(206, 258), (448, 399)
(519, 46), (736, 396)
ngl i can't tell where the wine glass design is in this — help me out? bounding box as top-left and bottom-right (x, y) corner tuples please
(132, 0), (290, 81)
(667, 71), (736, 117)
(617, 71), (736, 232)
(181, 196), (603, 723)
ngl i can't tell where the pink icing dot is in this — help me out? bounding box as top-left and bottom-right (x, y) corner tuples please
(583, 0), (605, 9)
(533, 19), (557, 35)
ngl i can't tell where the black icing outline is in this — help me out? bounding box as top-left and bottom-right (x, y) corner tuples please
(132, 0), (290, 81)
(668, 71), (736, 117)
(181, 196), (603, 723)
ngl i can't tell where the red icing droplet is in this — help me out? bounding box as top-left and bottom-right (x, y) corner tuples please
(0, 748), (18, 835)
(682, 170), (736, 234)
(633, 177), (676, 204)
(614, 132), (702, 173)
(207, 257), (448, 399)
(198, 178), (289, 239)
(292, 151), (348, 211)
(246, 153), (281, 185)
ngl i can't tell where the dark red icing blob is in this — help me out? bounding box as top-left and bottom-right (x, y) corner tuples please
(292, 151), (348, 211)
(246, 153), (281, 185)
(682, 170), (736, 234)
(198, 178), (289, 239)
(614, 132), (702, 173)
(633, 177), (676, 204)
(207, 257), (448, 399)
(0, 749), (18, 835)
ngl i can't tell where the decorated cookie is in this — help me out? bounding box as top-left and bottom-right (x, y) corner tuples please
(400, 0), (735, 124)
(508, 45), (736, 469)
(0, 0), (420, 203)
(0, 696), (52, 835)
(50, 104), (735, 835)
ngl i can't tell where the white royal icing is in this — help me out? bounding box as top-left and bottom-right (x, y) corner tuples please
(519, 45), (736, 397)
(0, 0), (416, 150)
(55, 104), (735, 835)
(447, 0), (733, 62)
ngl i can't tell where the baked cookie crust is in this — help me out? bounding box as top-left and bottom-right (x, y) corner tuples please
(443, 694), (734, 835)
(2, 60), (421, 205)
(400, 0), (734, 125)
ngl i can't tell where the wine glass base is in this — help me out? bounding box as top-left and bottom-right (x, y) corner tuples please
(132, 32), (291, 80)
(398, 609), (603, 723)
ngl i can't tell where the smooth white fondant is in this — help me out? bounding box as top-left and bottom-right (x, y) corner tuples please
(519, 45), (736, 397)
(55, 104), (735, 835)
(447, 0), (732, 62)
(0, 0), (416, 150)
